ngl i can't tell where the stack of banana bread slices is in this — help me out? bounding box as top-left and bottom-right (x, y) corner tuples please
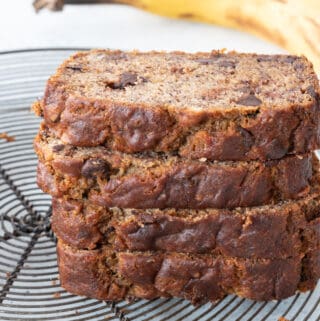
(33, 50), (320, 304)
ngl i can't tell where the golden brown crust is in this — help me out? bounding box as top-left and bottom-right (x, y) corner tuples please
(35, 131), (316, 209)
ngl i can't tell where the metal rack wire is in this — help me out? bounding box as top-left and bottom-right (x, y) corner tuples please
(0, 49), (318, 321)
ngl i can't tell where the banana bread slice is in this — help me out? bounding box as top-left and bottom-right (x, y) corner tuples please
(52, 193), (320, 259)
(57, 241), (320, 303)
(33, 50), (320, 161)
(35, 130), (314, 209)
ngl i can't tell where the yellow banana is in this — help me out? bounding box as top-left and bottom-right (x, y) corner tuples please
(34, 0), (320, 73)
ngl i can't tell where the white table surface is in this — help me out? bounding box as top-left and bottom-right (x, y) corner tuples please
(0, 0), (285, 53)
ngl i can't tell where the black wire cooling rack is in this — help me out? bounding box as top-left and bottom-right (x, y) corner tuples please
(0, 49), (319, 321)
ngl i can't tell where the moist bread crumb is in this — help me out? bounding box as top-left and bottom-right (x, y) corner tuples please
(33, 50), (320, 161)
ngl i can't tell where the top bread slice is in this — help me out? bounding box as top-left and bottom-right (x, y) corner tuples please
(33, 50), (320, 161)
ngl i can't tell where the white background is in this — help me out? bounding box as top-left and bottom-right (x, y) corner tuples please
(0, 0), (285, 53)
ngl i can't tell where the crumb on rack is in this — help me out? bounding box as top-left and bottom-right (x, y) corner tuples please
(0, 132), (15, 142)
(278, 317), (290, 321)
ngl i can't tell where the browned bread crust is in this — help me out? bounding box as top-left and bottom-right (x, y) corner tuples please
(57, 241), (320, 304)
(52, 195), (320, 259)
(35, 130), (315, 209)
(33, 50), (320, 161)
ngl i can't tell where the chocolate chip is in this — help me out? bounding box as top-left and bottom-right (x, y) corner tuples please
(52, 144), (65, 152)
(104, 226), (115, 235)
(66, 64), (83, 72)
(107, 72), (138, 89)
(283, 56), (298, 64)
(256, 56), (273, 63)
(235, 94), (262, 106)
(120, 72), (138, 86)
(305, 85), (317, 98)
(81, 158), (111, 179)
(170, 150), (180, 157)
(246, 109), (260, 119)
(218, 60), (236, 68)
(238, 127), (254, 148)
(294, 62), (305, 72)
(115, 72), (137, 89)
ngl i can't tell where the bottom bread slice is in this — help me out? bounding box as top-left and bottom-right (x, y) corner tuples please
(57, 241), (320, 304)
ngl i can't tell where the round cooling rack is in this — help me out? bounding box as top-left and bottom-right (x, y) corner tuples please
(0, 49), (319, 321)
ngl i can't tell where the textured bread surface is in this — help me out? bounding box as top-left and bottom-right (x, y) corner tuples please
(57, 241), (320, 304)
(52, 193), (320, 259)
(35, 130), (315, 209)
(33, 50), (320, 161)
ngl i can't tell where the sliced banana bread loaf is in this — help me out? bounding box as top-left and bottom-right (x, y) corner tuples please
(33, 50), (320, 161)
(52, 192), (320, 259)
(57, 241), (320, 304)
(35, 130), (315, 209)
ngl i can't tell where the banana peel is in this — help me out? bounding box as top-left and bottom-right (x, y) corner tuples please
(34, 0), (320, 73)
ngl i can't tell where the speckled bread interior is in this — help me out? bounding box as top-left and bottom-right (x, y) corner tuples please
(33, 50), (320, 161)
